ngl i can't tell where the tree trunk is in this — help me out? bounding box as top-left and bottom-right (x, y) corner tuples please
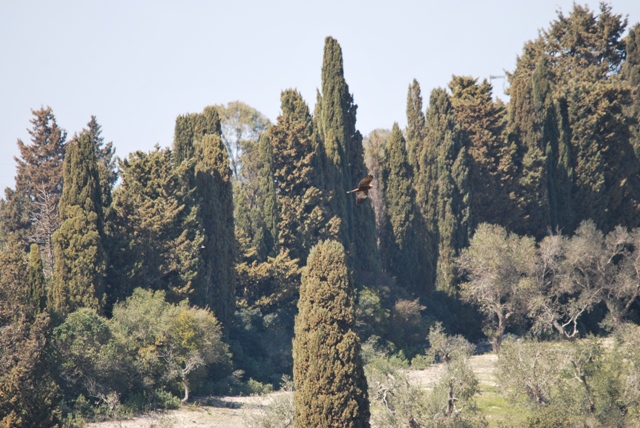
(181, 379), (189, 405)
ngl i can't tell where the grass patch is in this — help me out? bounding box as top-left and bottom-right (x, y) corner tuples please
(476, 385), (531, 427)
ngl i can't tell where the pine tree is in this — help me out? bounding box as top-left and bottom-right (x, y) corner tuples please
(316, 36), (378, 271)
(293, 240), (370, 428)
(26, 244), (47, 314)
(2, 107), (67, 275)
(270, 89), (339, 263)
(50, 130), (107, 316)
(193, 133), (236, 326)
(406, 79), (426, 170)
(379, 123), (432, 296)
(417, 88), (470, 294)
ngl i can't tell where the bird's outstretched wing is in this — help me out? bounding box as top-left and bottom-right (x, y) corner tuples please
(348, 174), (373, 204)
(355, 189), (369, 205)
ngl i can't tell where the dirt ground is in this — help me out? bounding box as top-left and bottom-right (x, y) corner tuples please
(87, 354), (500, 428)
(85, 394), (282, 428)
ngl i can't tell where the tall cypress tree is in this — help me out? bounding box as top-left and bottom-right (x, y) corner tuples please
(316, 36), (378, 271)
(87, 116), (117, 210)
(26, 244), (47, 314)
(234, 131), (278, 263)
(531, 59), (574, 232)
(507, 66), (551, 238)
(379, 123), (432, 296)
(193, 133), (236, 327)
(406, 79), (426, 171)
(449, 76), (517, 232)
(417, 89), (470, 294)
(173, 106), (221, 167)
(258, 132), (279, 258)
(50, 130), (107, 316)
(270, 89), (339, 263)
(293, 240), (370, 428)
(622, 24), (640, 157)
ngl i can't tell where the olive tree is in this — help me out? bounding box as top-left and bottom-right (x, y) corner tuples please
(458, 223), (536, 350)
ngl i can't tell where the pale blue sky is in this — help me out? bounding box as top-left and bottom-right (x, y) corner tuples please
(1, 1), (638, 193)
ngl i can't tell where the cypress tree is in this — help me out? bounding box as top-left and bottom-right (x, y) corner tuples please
(109, 147), (203, 305)
(87, 116), (117, 209)
(531, 59), (574, 231)
(379, 123), (432, 296)
(622, 24), (640, 157)
(417, 88), (470, 294)
(193, 133), (236, 327)
(271, 89), (339, 263)
(507, 67), (551, 238)
(449, 76), (517, 232)
(26, 244), (47, 314)
(0, 239), (61, 427)
(50, 130), (107, 317)
(173, 106), (221, 167)
(406, 79), (426, 170)
(293, 240), (370, 428)
(258, 132), (279, 258)
(316, 36), (378, 271)
(507, 3), (639, 232)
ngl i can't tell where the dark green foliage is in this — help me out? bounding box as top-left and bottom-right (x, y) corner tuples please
(293, 241), (370, 428)
(378, 123), (432, 296)
(622, 24), (640, 157)
(405, 79), (426, 170)
(270, 89), (339, 263)
(109, 147), (203, 305)
(51, 130), (107, 317)
(27, 244), (47, 314)
(316, 37), (379, 271)
(0, 240), (61, 427)
(192, 133), (236, 326)
(417, 88), (470, 294)
(565, 79), (638, 231)
(531, 60), (574, 232)
(449, 76), (517, 233)
(172, 106), (221, 167)
(87, 116), (117, 210)
(258, 133), (279, 259)
(506, 3), (640, 235)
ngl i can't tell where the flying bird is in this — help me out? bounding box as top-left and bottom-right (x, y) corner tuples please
(347, 174), (373, 205)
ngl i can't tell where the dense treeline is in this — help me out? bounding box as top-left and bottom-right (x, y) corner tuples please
(1, 4), (640, 426)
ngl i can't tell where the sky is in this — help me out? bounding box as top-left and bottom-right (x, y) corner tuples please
(1, 1), (639, 193)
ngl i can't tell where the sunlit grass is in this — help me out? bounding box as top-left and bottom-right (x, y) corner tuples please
(476, 384), (531, 427)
